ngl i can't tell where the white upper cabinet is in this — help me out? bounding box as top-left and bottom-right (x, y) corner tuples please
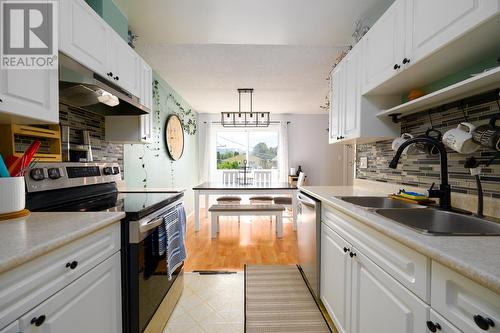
(140, 60), (153, 111)
(107, 31), (140, 96)
(60, 0), (144, 98)
(405, 0), (499, 66)
(362, 0), (405, 94)
(328, 64), (343, 143)
(350, 249), (429, 333)
(0, 69), (59, 124)
(59, 0), (108, 75)
(342, 45), (361, 139)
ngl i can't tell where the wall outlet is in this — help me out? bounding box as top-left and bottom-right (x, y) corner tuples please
(359, 156), (368, 169)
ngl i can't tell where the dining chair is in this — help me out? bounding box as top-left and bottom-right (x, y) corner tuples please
(222, 170), (239, 184)
(273, 172), (305, 228)
(253, 170), (272, 184)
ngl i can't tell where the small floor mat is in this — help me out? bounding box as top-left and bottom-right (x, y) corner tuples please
(245, 265), (330, 333)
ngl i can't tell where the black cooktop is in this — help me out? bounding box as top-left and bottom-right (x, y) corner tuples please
(27, 183), (183, 220)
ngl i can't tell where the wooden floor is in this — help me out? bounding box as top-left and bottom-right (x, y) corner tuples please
(184, 210), (298, 272)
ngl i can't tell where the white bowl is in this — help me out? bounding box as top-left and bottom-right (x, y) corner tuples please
(0, 177), (26, 214)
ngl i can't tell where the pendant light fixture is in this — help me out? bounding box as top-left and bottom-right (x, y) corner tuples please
(221, 88), (270, 127)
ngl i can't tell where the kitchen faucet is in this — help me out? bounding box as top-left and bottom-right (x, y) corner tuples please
(389, 136), (452, 210)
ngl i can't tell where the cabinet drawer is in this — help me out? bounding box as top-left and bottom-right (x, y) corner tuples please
(322, 204), (430, 302)
(431, 261), (500, 333)
(428, 309), (461, 333)
(0, 223), (120, 330)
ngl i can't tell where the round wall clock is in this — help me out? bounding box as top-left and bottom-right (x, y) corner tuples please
(165, 114), (184, 160)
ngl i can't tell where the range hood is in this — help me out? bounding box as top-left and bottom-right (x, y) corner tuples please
(59, 53), (149, 116)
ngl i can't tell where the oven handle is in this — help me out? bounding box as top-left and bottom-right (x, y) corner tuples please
(140, 216), (164, 233)
(133, 197), (184, 235)
(297, 193), (316, 208)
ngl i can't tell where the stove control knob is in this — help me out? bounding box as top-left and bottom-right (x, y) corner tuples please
(103, 167), (113, 175)
(30, 168), (45, 181)
(112, 167), (120, 175)
(47, 168), (61, 180)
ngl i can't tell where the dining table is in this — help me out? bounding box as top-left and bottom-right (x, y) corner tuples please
(192, 181), (298, 232)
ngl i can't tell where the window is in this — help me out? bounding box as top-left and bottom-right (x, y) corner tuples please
(216, 128), (279, 174)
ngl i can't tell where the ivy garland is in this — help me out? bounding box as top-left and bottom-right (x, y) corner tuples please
(153, 79), (197, 135)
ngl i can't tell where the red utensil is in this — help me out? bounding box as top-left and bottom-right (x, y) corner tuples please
(10, 140), (40, 176)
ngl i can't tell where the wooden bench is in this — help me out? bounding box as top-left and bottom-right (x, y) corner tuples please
(208, 204), (285, 239)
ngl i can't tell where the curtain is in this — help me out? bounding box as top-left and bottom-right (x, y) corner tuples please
(278, 121), (289, 182)
(201, 122), (217, 182)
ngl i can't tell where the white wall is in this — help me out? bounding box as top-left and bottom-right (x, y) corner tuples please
(197, 113), (344, 186)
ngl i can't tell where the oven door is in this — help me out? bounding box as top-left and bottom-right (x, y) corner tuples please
(125, 200), (184, 333)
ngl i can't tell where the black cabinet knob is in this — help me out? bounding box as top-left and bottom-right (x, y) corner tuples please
(474, 315), (495, 330)
(66, 261), (78, 270)
(343, 247), (350, 253)
(107, 72), (113, 77)
(402, 58), (411, 64)
(426, 321), (441, 332)
(114, 76), (119, 81)
(0, 98), (3, 103)
(349, 252), (356, 258)
(393, 64), (401, 70)
(31, 315), (46, 327)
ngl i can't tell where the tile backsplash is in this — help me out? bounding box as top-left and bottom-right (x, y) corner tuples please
(14, 104), (124, 173)
(356, 90), (500, 198)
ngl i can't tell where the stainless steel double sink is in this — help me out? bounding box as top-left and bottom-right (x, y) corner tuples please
(339, 196), (500, 236)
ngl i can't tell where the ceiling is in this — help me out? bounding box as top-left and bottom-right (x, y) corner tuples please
(114, 0), (394, 114)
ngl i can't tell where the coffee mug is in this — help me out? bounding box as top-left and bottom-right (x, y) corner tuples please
(392, 133), (418, 154)
(415, 128), (443, 156)
(443, 122), (479, 154)
(472, 115), (500, 151)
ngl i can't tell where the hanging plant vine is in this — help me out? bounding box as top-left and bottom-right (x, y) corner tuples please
(166, 92), (197, 135)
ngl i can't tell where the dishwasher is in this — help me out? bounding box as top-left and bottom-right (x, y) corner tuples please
(297, 191), (321, 301)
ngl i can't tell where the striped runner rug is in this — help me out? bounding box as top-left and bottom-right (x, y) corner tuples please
(245, 265), (330, 333)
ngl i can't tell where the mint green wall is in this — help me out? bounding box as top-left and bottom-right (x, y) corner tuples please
(401, 54), (498, 103)
(123, 73), (199, 214)
(85, 0), (128, 41)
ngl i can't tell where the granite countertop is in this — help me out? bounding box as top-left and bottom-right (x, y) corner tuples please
(119, 187), (186, 193)
(300, 185), (500, 294)
(0, 212), (125, 275)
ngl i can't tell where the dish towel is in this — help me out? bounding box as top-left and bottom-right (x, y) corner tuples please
(163, 204), (187, 280)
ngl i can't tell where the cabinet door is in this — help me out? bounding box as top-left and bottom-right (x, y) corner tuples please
(328, 65), (343, 144)
(59, 0), (108, 75)
(405, 0), (499, 65)
(350, 249), (429, 333)
(140, 60), (153, 110)
(19, 253), (122, 333)
(107, 31), (140, 96)
(342, 45), (361, 139)
(0, 321), (19, 333)
(320, 223), (351, 333)
(427, 309), (461, 333)
(362, 0), (405, 94)
(0, 69), (58, 124)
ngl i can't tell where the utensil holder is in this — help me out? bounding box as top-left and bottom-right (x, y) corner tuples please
(0, 177), (25, 214)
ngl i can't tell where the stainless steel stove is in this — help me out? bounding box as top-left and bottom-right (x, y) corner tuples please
(25, 162), (185, 333)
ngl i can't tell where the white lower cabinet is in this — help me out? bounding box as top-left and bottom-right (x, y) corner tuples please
(350, 248), (428, 333)
(19, 252), (122, 333)
(428, 309), (461, 333)
(321, 223), (351, 333)
(0, 321), (19, 333)
(319, 202), (500, 333)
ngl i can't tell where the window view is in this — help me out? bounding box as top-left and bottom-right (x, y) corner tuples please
(216, 129), (279, 171)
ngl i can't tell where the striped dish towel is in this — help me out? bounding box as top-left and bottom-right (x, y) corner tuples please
(163, 205), (187, 280)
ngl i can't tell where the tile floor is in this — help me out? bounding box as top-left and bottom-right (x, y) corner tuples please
(163, 272), (244, 333)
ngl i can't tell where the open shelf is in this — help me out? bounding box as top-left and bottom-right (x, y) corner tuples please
(377, 66), (500, 119)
